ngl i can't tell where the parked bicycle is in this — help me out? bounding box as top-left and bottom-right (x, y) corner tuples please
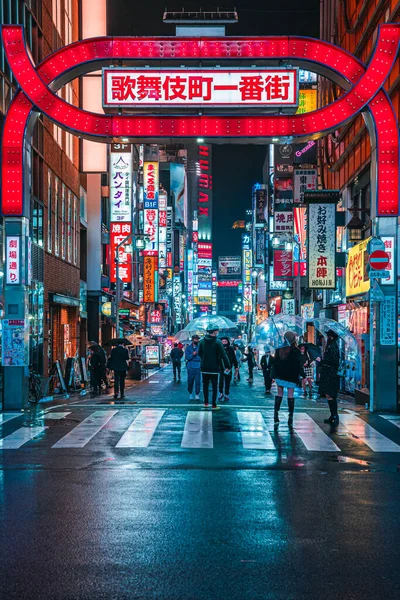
(28, 367), (43, 404)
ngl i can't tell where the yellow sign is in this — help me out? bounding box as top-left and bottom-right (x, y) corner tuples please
(101, 302), (112, 317)
(296, 89), (317, 115)
(346, 238), (371, 297)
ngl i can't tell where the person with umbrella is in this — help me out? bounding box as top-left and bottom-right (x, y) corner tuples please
(198, 324), (230, 409)
(273, 331), (302, 428)
(107, 340), (130, 400)
(318, 329), (340, 425)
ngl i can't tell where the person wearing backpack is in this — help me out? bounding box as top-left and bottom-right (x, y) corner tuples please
(198, 324), (230, 409)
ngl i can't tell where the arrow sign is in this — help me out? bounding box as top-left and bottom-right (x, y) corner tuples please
(369, 250), (390, 270)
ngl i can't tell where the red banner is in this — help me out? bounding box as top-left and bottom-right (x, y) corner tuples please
(273, 249), (293, 280)
(109, 222), (132, 283)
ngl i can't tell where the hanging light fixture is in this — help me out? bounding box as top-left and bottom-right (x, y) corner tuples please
(345, 206), (366, 242)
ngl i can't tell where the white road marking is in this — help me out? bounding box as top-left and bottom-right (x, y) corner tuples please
(116, 409), (165, 448)
(339, 414), (400, 452)
(181, 411), (213, 449)
(0, 426), (47, 449)
(237, 411), (275, 450)
(52, 410), (118, 448)
(0, 413), (23, 425)
(44, 412), (71, 419)
(294, 413), (341, 452)
(380, 415), (400, 429)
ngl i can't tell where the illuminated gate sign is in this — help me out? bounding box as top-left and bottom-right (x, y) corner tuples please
(103, 69), (298, 107)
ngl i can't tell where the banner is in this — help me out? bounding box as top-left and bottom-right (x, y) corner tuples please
(254, 228), (265, 267)
(274, 210), (293, 233)
(346, 238), (371, 297)
(109, 222), (132, 283)
(253, 184), (268, 225)
(110, 143), (133, 222)
(173, 275), (182, 324)
(6, 236), (21, 284)
(197, 145), (212, 241)
(170, 163), (186, 225)
(143, 161), (159, 209)
(307, 202), (336, 289)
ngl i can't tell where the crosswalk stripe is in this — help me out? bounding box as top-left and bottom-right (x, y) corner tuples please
(339, 414), (400, 452)
(237, 411), (275, 449)
(181, 411), (213, 449)
(44, 412), (71, 420)
(52, 410), (118, 448)
(380, 415), (400, 429)
(0, 412), (23, 425)
(293, 413), (341, 452)
(116, 409), (165, 448)
(0, 426), (47, 449)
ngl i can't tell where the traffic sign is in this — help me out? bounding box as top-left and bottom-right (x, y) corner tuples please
(369, 250), (390, 270)
(370, 281), (385, 302)
(369, 269), (390, 279)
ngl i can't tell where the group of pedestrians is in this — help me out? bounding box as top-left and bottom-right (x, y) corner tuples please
(88, 340), (130, 400)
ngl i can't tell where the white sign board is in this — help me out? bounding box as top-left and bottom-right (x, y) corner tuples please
(282, 299), (295, 315)
(294, 169), (318, 203)
(103, 68), (299, 107)
(307, 203), (336, 289)
(380, 295), (396, 345)
(110, 145), (133, 222)
(274, 210), (293, 233)
(6, 236), (20, 285)
(380, 236), (395, 285)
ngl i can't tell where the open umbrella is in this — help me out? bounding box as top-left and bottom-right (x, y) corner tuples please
(174, 316), (238, 342)
(104, 337), (132, 346)
(254, 315), (307, 349)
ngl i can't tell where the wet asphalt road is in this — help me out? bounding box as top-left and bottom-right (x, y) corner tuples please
(1, 366), (400, 600)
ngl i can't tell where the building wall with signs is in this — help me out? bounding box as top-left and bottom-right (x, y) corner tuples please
(319, 0), (399, 194)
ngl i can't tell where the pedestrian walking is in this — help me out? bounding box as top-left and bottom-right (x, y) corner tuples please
(198, 325), (230, 409)
(298, 343), (314, 398)
(88, 346), (106, 396)
(107, 341), (130, 399)
(218, 337), (238, 402)
(243, 347), (256, 383)
(185, 335), (201, 400)
(260, 345), (275, 394)
(170, 343), (184, 381)
(318, 329), (341, 425)
(273, 331), (302, 428)
(233, 344), (243, 382)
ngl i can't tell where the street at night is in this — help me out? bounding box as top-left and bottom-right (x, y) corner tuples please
(1, 0), (400, 598)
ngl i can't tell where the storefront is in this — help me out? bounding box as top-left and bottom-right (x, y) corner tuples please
(48, 293), (80, 371)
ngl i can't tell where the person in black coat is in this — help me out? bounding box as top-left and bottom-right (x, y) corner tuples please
(89, 346), (106, 396)
(273, 331), (302, 428)
(170, 343), (184, 381)
(260, 346), (275, 394)
(108, 342), (130, 399)
(318, 329), (341, 425)
(243, 347), (256, 383)
(218, 337), (238, 401)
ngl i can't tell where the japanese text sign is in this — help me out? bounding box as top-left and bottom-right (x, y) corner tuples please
(274, 249), (293, 280)
(274, 210), (293, 233)
(307, 202), (336, 289)
(253, 185), (268, 225)
(380, 296), (396, 345)
(143, 161), (159, 209)
(110, 144), (133, 222)
(109, 222), (132, 283)
(103, 68), (298, 107)
(6, 236), (20, 285)
(294, 169), (317, 203)
(143, 255), (157, 303)
(380, 237), (395, 285)
(346, 238), (371, 297)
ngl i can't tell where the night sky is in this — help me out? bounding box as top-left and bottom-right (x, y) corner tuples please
(107, 0), (320, 259)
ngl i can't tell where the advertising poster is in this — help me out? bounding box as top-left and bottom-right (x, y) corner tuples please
(218, 256), (241, 276)
(307, 202), (336, 289)
(274, 249), (293, 280)
(145, 345), (160, 365)
(268, 296), (282, 316)
(294, 169), (318, 203)
(110, 144), (133, 222)
(170, 163), (186, 225)
(295, 89), (317, 115)
(2, 319), (29, 366)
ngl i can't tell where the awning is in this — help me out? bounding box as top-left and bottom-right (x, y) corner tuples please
(49, 293), (80, 307)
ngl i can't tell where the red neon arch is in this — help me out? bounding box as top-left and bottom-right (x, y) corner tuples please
(1, 24), (399, 216)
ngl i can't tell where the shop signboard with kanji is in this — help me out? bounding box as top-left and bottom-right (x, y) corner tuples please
(218, 256), (241, 276)
(6, 236), (21, 284)
(273, 249), (293, 280)
(346, 238), (371, 297)
(103, 68), (298, 107)
(143, 254), (157, 303)
(274, 144), (294, 177)
(253, 184), (268, 225)
(254, 228), (265, 267)
(143, 162), (159, 209)
(110, 144), (133, 222)
(294, 169), (317, 203)
(307, 200), (336, 289)
(274, 210), (293, 233)
(380, 296), (396, 345)
(109, 222), (132, 283)
(380, 237), (395, 285)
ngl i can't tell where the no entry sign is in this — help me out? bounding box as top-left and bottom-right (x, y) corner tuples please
(369, 250), (390, 270)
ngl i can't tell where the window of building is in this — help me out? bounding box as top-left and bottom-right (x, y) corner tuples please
(61, 183), (66, 260)
(53, 123), (63, 147)
(52, 0), (62, 36)
(67, 189), (72, 262)
(80, 186), (88, 222)
(47, 171), (52, 252)
(29, 282), (44, 375)
(73, 195), (79, 265)
(65, 0), (73, 45)
(54, 176), (60, 256)
(32, 199), (44, 247)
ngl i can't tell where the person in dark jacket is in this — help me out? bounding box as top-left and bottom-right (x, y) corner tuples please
(170, 343), (184, 380)
(319, 329), (340, 425)
(260, 345), (275, 394)
(185, 335), (201, 399)
(88, 346), (106, 396)
(274, 331), (302, 428)
(108, 342), (130, 399)
(198, 325), (230, 409)
(243, 347), (256, 383)
(218, 337), (238, 402)
(298, 343), (314, 399)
